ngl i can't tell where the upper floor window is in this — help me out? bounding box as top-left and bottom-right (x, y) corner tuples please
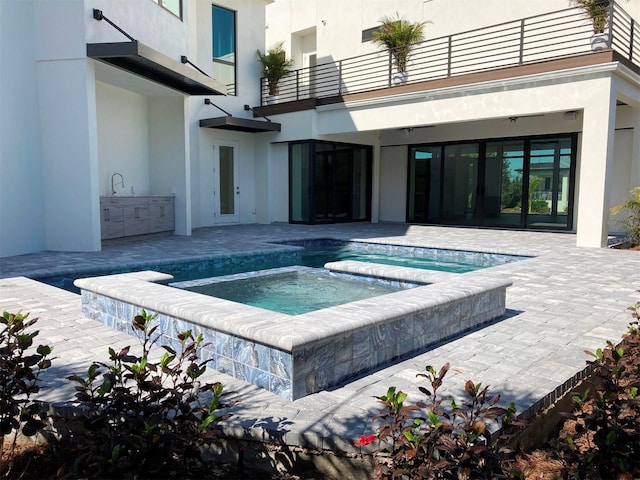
(212, 4), (236, 95)
(151, 0), (182, 19)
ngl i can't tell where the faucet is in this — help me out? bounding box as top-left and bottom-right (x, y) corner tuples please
(111, 173), (125, 196)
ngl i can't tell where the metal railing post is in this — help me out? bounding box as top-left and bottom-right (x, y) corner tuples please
(388, 51), (393, 86)
(608, 1), (614, 48)
(259, 77), (264, 105)
(338, 60), (343, 96)
(447, 36), (452, 77)
(630, 19), (635, 61)
(519, 19), (525, 64)
(296, 70), (300, 100)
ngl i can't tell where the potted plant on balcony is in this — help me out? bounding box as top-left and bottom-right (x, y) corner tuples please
(372, 13), (428, 85)
(257, 42), (294, 104)
(571, 0), (611, 50)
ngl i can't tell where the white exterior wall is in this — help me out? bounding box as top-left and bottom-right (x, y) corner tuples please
(188, 0), (272, 229)
(0, 0), (273, 258)
(96, 82), (150, 196)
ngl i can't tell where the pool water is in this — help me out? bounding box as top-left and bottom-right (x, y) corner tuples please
(300, 246), (479, 273)
(172, 267), (418, 315)
(38, 239), (526, 291)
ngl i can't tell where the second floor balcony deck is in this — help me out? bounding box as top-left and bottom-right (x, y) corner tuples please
(257, 3), (640, 115)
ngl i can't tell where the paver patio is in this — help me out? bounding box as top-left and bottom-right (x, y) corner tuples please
(0, 223), (638, 457)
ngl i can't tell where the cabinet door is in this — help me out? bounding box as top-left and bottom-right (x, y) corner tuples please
(123, 204), (149, 236)
(100, 206), (124, 239)
(149, 198), (175, 233)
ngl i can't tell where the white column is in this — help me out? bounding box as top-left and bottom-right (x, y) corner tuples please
(575, 79), (616, 248)
(38, 58), (102, 252)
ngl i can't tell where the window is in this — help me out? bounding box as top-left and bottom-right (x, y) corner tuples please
(212, 5), (236, 95)
(151, 0), (182, 19)
(362, 26), (380, 43)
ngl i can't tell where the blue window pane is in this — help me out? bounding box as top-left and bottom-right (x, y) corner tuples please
(212, 6), (235, 61)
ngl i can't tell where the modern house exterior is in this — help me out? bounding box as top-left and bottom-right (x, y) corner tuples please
(259, 0), (640, 249)
(2, 0), (640, 259)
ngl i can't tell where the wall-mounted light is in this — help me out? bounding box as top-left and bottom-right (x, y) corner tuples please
(509, 117), (518, 123)
(321, 20), (326, 26)
(563, 110), (578, 120)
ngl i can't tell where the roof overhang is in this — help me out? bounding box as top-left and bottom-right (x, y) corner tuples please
(199, 116), (281, 133)
(87, 41), (226, 96)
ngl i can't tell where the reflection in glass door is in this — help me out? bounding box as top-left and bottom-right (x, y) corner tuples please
(484, 141), (524, 226)
(526, 139), (572, 227)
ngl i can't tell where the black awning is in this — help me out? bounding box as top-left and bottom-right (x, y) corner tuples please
(87, 41), (226, 96)
(199, 116), (281, 133)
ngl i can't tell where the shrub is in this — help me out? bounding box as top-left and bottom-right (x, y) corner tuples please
(64, 310), (231, 479)
(360, 363), (525, 479)
(557, 303), (640, 479)
(610, 186), (640, 245)
(0, 312), (52, 472)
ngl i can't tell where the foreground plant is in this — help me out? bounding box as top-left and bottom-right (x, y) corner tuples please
(361, 363), (524, 479)
(65, 310), (231, 479)
(610, 186), (640, 245)
(557, 302), (640, 479)
(0, 311), (52, 474)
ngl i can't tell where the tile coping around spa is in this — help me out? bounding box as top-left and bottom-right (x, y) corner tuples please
(75, 261), (511, 400)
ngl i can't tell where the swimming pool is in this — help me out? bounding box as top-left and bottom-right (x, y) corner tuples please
(39, 239), (526, 290)
(171, 266), (422, 315)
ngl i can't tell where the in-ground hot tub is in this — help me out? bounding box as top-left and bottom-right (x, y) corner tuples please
(171, 266), (423, 315)
(76, 261), (511, 401)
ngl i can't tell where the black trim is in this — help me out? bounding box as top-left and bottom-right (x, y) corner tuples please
(199, 116), (281, 133)
(87, 41), (226, 95)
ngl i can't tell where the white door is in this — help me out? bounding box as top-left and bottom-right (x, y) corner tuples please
(213, 144), (239, 224)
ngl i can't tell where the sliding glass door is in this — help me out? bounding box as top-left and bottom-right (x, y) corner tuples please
(290, 140), (372, 224)
(408, 135), (575, 230)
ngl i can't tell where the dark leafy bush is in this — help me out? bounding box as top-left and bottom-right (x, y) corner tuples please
(557, 302), (640, 479)
(0, 311), (52, 469)
(64, 310), (232, 479)
(361, 363), (525, 479)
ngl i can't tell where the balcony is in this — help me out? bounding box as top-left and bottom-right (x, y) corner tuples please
(257, 3), (640, 114)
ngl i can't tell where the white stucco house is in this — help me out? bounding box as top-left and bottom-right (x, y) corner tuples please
(2, 0), (640, 259)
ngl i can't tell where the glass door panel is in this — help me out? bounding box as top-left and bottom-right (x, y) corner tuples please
(408, 146), (441, 222)
(213, 144), (239, 224)
(334, 148), (351, 220)
(289, 143), (311, 223)
(219, 146), (235, 215)
(352, 148), (369, 220)
(442, 144), (479, 224)
(314, 151), (332, 222)
(526, 139), (572, 228)
(485, 141), (524, 226)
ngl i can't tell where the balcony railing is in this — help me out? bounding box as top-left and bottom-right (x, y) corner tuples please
(260, 2), (640, 106)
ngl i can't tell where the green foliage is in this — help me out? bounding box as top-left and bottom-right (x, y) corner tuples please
(363, 363), (525, 479)
(610, 186), (640, 245)
(256, 41), (294, 96)
(571, 0), (611, 33)
(65, 310), (232, 479)
(558, 303), (640, 479)
(0, 312), (52, 437)
(372, 13), (428, 73)
(0, 311), (52, 474)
